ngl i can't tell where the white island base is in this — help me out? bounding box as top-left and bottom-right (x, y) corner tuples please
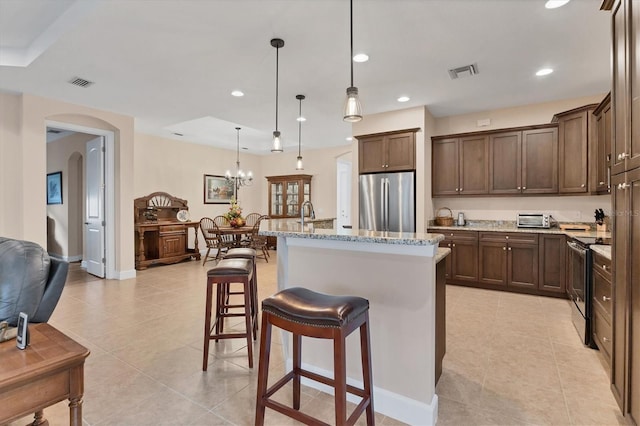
(262, 222), (444, 425)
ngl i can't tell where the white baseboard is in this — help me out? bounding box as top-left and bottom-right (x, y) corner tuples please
(284, 359), (438, 425)
(114, 269), (136, 280)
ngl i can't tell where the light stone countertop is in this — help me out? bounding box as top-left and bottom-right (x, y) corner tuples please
(427, 221), (611, 240)
(293, 217), (336, 223)
(261, 218), (444, 246)
(591, 245), (612, 260)
(435, 247), (451, 263)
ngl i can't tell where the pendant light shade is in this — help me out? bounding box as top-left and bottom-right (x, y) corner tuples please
(271, 38), (285, 152)
(343, 0), (362, 122)
(296, 94), (305, 170)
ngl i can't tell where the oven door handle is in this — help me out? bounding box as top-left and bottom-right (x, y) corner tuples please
(567, 241), (588, 256)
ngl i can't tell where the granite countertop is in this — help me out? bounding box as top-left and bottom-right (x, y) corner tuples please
(591, 245), (612, 260)
(294, 217), (336, 223)
(260, 219), (444, 246)
(427, 220), (611, 240)
(435, 247), (451, 263)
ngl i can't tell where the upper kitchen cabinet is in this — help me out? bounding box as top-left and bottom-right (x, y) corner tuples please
(357, 128), (418, 174)
(266, 174), (312, 219)
(432, 135), (489, 196)
(592, 93), (612, 194)
(489, 125), (558, 195)
(553, 104), (597, 194)
(611, 0), (640, 176)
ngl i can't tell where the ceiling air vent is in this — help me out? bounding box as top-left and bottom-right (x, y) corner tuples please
(448, 63), (479, 80)
(68, 77), (94, 88)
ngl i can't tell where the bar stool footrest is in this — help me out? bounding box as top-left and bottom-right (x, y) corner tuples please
(262, 399), (331, 426)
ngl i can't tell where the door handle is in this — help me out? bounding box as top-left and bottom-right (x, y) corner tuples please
(84, 222), (89, 225)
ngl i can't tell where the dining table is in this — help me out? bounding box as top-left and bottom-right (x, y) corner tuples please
(215, 225), (254, 246)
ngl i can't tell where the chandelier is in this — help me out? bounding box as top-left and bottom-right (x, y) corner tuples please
(225, 127), (253, 195)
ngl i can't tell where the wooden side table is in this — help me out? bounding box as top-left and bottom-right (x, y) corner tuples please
(0, 323), (90, 426)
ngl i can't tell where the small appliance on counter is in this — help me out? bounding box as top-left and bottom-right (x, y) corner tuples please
(595, 209), (609, 232)
(516, 213), (553, 229)
(457, 212), (466, 226)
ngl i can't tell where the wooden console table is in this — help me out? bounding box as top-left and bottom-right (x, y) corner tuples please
(0, 323), (90, 426)
(134, 192), (201, 270)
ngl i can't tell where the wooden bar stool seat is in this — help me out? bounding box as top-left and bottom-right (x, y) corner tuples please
(224, 247), (258, 337)
(203, 258), (254, 371)
(255, 287), (374, 426)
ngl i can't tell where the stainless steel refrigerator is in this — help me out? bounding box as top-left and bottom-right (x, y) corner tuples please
(359, 171), (415, 232)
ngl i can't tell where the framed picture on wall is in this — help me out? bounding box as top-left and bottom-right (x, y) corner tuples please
(204, 174), (234, 204)
(47, 171), (63, 205)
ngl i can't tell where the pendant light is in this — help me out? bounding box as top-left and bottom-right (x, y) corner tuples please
(343, 0), (362, 122)
(271, 38), (285, 152)
(296, 94), (305, 170)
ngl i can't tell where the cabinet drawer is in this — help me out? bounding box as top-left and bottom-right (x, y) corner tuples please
(592, 305), (612, 367)
(436, 230), (478, 241)
(592, 252), (611, 281)
(479, 232), (538, 244)
(592, 267), (613, 321)
(159, 224), (186, 234)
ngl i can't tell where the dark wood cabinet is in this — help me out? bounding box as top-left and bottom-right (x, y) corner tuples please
(357, 128), (417, 173)
(592, 251), (613, 374)
(438, 231), (478, 283)
(608, 0), (639, 420)
(554, 105), (597, 194)
(478, 232), (538, 290)
(538, 234), (566, 294)
(592, 93), (612, 194)
(432, 135), (489, 196)
(433, 124), (557, 197)
(266, 174), (312, 218)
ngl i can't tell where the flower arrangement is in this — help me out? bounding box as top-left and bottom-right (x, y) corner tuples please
(224, 197), (245, 227)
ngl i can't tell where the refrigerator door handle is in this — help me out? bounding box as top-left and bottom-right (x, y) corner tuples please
(384, 178), (390, 231)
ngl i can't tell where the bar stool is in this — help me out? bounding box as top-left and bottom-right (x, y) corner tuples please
(203, 258), (254, 371)
(224, 247), (258, 338)
(255, 287), (374, 426)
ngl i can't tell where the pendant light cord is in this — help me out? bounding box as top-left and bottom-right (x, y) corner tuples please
(275, 46), (279, 131)
(298, 98), (302, 157)
(350, 0), (354, 87)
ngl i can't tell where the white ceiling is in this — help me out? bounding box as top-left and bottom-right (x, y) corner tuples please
(0, 0), (611, 154)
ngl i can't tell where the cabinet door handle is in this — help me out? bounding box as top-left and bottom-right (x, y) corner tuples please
(618, 183), (631, 190)
(452, 243), (456, 247)
(522, 186), (526, 190)
(508, 247), (512, 251)
(602, 295), (611, 302)
(460, 188), (463, 192)
(581, 184), (585, 188)
(602, 264), (608, 271)
(618, 152), (630, 160)
(503, 246), (506, 251)
(599, 181), (605, 185)
(602, 337), (610, 342)
(517, 186), (521, 190)
(505, 236), (509, 239)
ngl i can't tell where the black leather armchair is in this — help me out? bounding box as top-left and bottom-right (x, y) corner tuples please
(0, 237), (69, 325)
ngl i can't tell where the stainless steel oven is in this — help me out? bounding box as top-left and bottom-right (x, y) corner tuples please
(566, 236), (612, 347)
(567, 238), (592, 346)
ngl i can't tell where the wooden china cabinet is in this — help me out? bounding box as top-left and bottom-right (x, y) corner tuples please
(266, 174), (312, 218)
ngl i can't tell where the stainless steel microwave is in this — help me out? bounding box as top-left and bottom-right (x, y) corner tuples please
(517, 213), (552, 229)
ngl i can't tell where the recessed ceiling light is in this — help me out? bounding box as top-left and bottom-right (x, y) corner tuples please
(397, 96), (410, 103)
(536, 68), (554, 76)
(353, 53), (369, 63)
(545, 0), (570, 9)
(231, 90), (244, 97)
(297, 116), (306, 122)
(346, 137), (353, 141)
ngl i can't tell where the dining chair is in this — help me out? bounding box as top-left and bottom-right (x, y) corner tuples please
(249, 215), (270, 262)
(245, 213), (262, 227)
(213, 215), (238, 247)
(199, 217), (234, 265)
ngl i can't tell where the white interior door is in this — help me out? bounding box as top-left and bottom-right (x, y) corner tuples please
(337, 160), (352, 228)
(85, 136), (105, 277)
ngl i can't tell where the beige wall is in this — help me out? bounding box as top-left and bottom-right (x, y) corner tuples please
(430, 94), (611, 226)
(46, 132), (94, 258)
(0, 93), (135, 274)
(133, 133), (264, 249)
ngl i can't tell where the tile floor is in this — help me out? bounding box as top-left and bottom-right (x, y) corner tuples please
(9, 253), (625, 425)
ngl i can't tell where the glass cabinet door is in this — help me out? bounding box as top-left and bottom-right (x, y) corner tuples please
(271, 182), (283, 216)
(287, 182), (299, 216)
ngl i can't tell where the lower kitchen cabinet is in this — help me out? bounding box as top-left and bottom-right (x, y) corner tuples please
(592, 251), (613, 374)
(478, 232), (538, 290)
(538, 234), (567, 294)
(439, 231), (478, 283)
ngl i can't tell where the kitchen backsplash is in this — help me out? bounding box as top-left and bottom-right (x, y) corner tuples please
(432, 195), (611, 223)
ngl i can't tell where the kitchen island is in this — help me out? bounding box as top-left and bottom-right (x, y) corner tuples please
(260, 219), (445, 425)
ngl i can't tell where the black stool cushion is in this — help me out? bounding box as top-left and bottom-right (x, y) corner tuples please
(262, 287), (369, 328)
(207, 258), (252, 276)
(225, 248), (257, 259)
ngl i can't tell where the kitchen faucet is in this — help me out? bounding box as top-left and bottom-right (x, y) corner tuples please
(300, 200), (315, 226)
